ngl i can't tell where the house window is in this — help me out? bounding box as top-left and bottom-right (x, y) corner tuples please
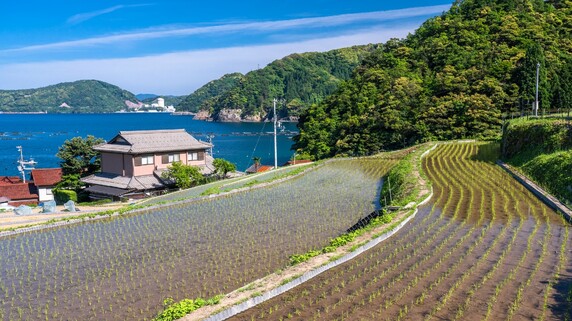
(169, 154), (180, 163)
(188, 151), (205, 161)
(163, 153), (180, 164)
(141, 155), (154, 165)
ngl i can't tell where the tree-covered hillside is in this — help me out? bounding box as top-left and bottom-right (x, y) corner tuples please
(0, 80), (139, 113)
(177, 73), (243, 113)
(294, 0), (572, 159)
(180, 45), (380, 120)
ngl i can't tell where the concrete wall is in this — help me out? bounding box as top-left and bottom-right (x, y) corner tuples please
(38, 187), (54, 202)
(133, 157), (155, 176)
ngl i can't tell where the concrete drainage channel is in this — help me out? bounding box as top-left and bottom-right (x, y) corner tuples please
(202, 145), (437, 321)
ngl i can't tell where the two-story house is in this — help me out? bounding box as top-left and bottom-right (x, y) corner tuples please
(81, 129), (213, 200)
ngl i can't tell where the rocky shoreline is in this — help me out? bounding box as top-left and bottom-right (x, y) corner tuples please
(192, 108), (298, 123)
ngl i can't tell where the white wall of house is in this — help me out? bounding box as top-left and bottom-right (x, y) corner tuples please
(38, 187), (55, 202)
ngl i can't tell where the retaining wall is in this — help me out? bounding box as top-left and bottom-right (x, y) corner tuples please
(497, 160), (572, 221)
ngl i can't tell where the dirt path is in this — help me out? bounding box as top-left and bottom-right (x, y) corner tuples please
(0, 203), (126, 230)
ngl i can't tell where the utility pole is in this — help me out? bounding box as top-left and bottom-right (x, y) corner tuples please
(388, 177), (392, 204)
(16, 146), (37, 183)
(207, 134), (214, 157)
(535, 62), (540, 117)
(273, 98), (278, 169)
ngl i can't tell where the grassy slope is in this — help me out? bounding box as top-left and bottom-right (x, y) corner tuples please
(502, 117), (572, 207)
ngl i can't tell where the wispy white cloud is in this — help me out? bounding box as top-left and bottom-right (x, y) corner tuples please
(66, 4), (152, 25)
(5, 4), (450, 53)
(0, 25), (417, 95)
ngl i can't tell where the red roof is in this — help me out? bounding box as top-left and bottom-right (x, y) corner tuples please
(283, 159), (312, 166)
(0, 176), (22, 186)
(245, 165), (273, 173)
(0, 183), (38, 202)
(31, 168), (62, 186)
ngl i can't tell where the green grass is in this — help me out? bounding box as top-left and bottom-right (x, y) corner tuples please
(503, 118), (572, 208)
(152, 295), (223, 321)
(139, 163), (315, 206)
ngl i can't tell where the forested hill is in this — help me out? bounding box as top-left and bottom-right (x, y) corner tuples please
(0, 80), (139, 113)
(177, 73), (243, 113)
(294, 0), (572, 159)
(177, 45), (380, 120)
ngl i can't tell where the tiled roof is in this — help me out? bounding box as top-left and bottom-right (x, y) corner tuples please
(0, 176), (22, 186)
(81, 172), (166, 190)
(0, 183), (38, 201)
(84, 185), (132, 197)
(94, 129), (212, 154)
(31, 168), (62, 186)
(245, 165), (274, 173)
(283, 159), (313, 166)
(199, 154), (216, 175)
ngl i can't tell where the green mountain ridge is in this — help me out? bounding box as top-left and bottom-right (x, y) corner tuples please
(177, 45), (381, 120)
(177, 73), (243, 113)
(0, 80), (140, 113)
(294, 0), (572, 159)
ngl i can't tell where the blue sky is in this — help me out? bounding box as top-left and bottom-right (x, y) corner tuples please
(0, 1), (451, 95)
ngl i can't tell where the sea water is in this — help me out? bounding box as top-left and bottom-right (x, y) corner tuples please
(0, 113), (298, 176)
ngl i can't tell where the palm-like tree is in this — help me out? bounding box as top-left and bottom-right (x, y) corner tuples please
(252, 156), (261, 171)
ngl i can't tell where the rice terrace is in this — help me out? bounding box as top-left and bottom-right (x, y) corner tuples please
(2, 0), (572, 320)
(226, 142), (572, 321)
(0, 156), (398, 320)
(0, 141), (570, 321)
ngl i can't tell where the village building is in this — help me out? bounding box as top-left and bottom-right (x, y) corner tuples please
(245, 164), (274, 174)
(0, 168), (62, 206)
(81, 129), (213, 200)
(30, 168), (62, 202)
(0, 176), (37, 207)
(282, 159), (312, 166)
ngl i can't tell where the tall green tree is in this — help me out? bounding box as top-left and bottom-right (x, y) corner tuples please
(550, 61), (572, 112)
(515, 43), (550, 113)
(57, 135), (105, 176)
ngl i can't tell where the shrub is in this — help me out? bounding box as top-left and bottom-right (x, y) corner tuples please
(380, 157), (417, 207)
(53, 189), (77, 204)
(200, 186), (220, 196)
(152, 295), (222, 321)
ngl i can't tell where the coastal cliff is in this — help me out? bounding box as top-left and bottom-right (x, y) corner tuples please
(195, 108), (272, 122)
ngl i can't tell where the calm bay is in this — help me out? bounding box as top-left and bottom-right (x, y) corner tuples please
(0, 113), (298, 176)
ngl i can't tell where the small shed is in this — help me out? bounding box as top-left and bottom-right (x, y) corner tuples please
(31, 168), (62, 202)
(245, 164), (273, 174)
